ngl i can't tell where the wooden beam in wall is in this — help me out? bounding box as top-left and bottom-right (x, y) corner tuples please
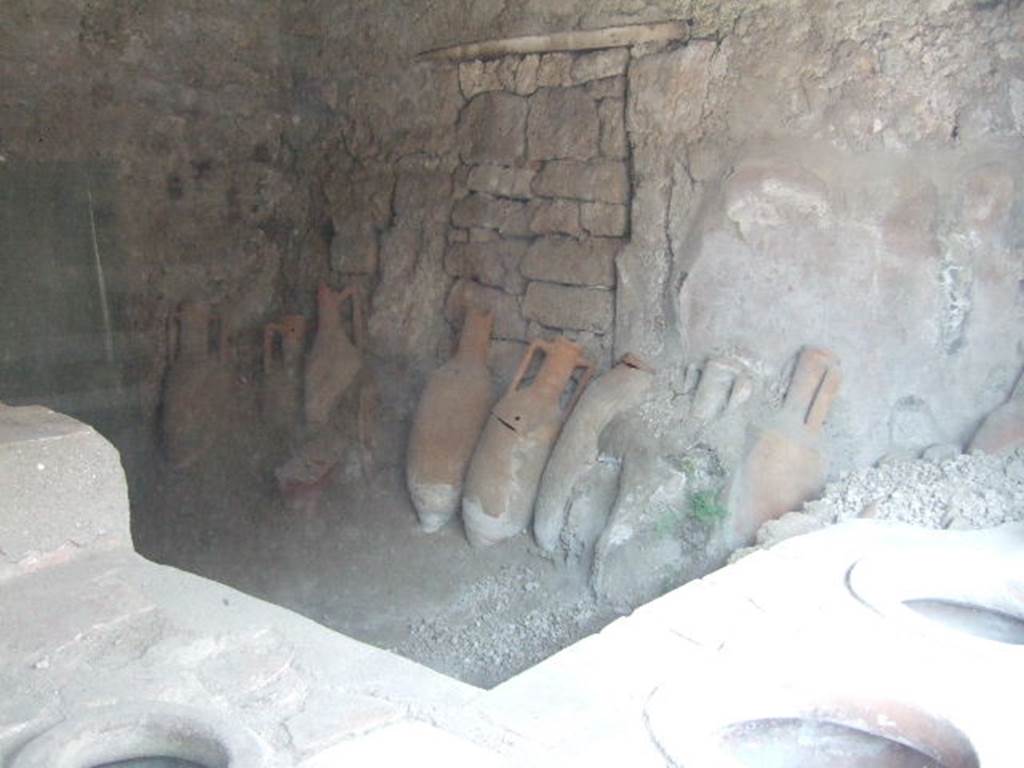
(419, 21), (689, 62)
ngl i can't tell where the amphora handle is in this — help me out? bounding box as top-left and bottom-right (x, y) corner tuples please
(168, 301), (226, 362)
(784, 346), (841, 432)
(507, 340), (549, 395)
(263, 316), (307, 373)
(507, 339), (595, 414)
(318, 283), (367, 350)
(565, 360), (595, 415)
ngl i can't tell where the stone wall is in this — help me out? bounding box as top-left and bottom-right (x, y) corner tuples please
(446, 49), (631, 370)
(3, 0), (1022, 499)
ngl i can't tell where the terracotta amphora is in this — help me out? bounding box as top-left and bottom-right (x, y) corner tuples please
(260, 315), (307, 436)
(969, 367), (1024, 456)
(161, 301), (234, 469)
(462, 337), (594, 547)
(533, 354), (655, 555)
(407, 308), (495, 532)
(723, 346), (841, 549)
(304, 282), (365, 427)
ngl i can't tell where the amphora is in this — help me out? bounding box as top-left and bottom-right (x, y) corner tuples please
(724, 346), (841, 549)
(407, 308), (495, 532)
(260, 315), (307, 436)
(462, 337), (593, 547)
(305, 283), (365, 426)
(161, 301), (234, 469)
(533, 354), (655, 554)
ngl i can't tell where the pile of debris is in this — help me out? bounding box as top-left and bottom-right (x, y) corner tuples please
(805, 449), (1024, 530)
(735, 449), (1024, 560)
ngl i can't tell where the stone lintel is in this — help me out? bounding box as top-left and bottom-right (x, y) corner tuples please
(420, 21), (689, 62)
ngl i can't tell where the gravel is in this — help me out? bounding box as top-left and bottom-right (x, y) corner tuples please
(804, 449), (1024, 530)
(395, 562), (618, 689)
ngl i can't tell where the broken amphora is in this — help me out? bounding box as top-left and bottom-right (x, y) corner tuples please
(275, 435), (342, 516)
(161, 301), (234, 469)
(723, 346), (842, 549)
(534, 354), (656, 555)
(304, 283), (365, 427)
(260, 314), (307, 437)
(407, 308), (495, 532)
(969, 367), (1024, 456)
(462, 337), (593, 547)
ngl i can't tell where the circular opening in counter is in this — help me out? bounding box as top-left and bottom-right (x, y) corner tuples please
(646, 679), (981, 768)
(847, 548), (1024, 650)
(718, 716), (971, 768)
(10, 704), (270, 768)
(902, 599), (1024, 645)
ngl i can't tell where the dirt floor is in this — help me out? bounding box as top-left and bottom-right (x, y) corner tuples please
(135, 428), (622, 689)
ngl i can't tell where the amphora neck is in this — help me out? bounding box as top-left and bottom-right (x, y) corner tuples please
(532, 339), (584, 398)
(455, 309), (494, 364)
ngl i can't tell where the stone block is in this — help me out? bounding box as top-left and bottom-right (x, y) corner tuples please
(514, 54), (540, 95)
(467, 164), (534, 199)
(469, 227), (500, 242)
(528, 199), (581, 237)
(447, 278), (527, 340)
(536, 53), (573, 87)
(523, 282), (614, 333)
(571, 48), (629, 84)
(452, 163), (472, 199)
(586, 76), (626, 100)
(458, 92), (527, 165)
(532, 160), (629, 204)
(459, 60), (499, 99)
(445, 240), (527, 295)
(451, 193), (531, 236)
(598, 99), (627, 159)
(459, 58), (517, 99)
(0, 406), (131, 573)
(527, 87), (600, 161)
(521, 236), (617, 288)
(581, 202), (628, 237)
